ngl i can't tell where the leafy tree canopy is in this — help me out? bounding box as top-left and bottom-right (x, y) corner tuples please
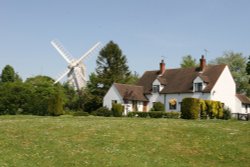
(210, 51), (250, 96)
(180, 55), (197, 68)
(0, 65), (22, 83)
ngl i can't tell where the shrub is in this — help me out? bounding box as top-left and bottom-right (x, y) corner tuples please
(137, 112), (149, 118)
(222, 107), (231, 120)
(93, 107), (112, 117)
(151, 102), (165, 111)
(181, 98), (200, 119)
(200, 99), (208, 119)
(163, 111), (180, 119)
(73, 111), (89, 116)
(127, 112), (137, 117)
(149, 111), (164, 118)
(112, 103), (123, 117)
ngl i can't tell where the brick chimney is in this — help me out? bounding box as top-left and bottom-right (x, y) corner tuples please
(159, 59), (165, 75)
(199, 55), (206, 71)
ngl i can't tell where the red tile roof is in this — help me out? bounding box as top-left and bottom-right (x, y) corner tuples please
(236, 94), (250, 104)
(137, 64), (227, 94)
(114, 83), (148, 101)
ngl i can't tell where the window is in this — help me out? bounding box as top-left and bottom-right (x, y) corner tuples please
(152, 85), (160, 93)
(194, 83), (203, 92)
(112, 100), (117, 104)
(169, 99), (177, 110)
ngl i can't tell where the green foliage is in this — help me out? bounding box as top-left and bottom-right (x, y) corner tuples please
(93, 107), (112, 117)
(181, 98), (200, 119)
(127, 112), (137, 117)
(210, 51), (250, 96)
(137, 112), (149, 118)
(24, 75), (66, 116)
(181, 98), (225, 120)
(73, 111), (89, 116)
(163, 112), (181, 119)
(246, 56), (250, 75)
(0, 82), (32, 115)
(151, 102), (165, 111)
(48, 88), (64, 116)
(200, 99), (208, 119)
(180, 55), (197, 68)
(246, 56), (250, 84)
(148, 111), (164, 118)
(112, 103), (123, 117)
(223, 107), (232, 120)
(0, 65), (20, 83)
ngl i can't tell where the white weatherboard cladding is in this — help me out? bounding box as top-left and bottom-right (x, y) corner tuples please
(103, 85), (123, 110)
(210, 66), (236, 113)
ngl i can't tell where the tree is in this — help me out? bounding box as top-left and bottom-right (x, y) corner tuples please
(25, 75), (65, 115)
(246, 56), (250, 84)
(95, 41), (131, 96)
(85, 41), (132, 112)
(0, 65), (22, 83)
(180, 55), (197, 68)
(210, 51), (250, 96)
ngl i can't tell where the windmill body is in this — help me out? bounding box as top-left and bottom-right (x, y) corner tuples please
(51, 40), (101, 91)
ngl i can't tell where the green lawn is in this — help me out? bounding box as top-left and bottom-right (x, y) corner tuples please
(0, 115), (249, 167)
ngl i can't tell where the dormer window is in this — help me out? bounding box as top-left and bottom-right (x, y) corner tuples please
(194, 82), (203, 92)
(152, 85), (160, 93)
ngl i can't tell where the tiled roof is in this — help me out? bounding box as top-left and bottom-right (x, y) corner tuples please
(137, 64), (227, 94)
(236, 94), (250, 104)
(114, 83), (148, 101)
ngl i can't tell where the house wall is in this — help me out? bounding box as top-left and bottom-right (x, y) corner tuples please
(103, 85), (124, 109)
(153, 79), (164, 91)
(161, 93), (211, 111)
(146, 93), (162, 111)
(210, 66), (236, 113)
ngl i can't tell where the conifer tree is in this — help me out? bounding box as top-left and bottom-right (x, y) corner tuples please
(95, 41), (131, 96)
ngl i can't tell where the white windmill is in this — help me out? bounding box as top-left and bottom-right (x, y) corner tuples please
(51, 39), (101, 91)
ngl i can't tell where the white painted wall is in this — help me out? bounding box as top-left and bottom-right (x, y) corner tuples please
(153, 79), (164, 91)
(103, 85), (124, 109)
(235, 97), (250, 113)
(146, 93), (162, 111)
(160, 93), (211, 112)
(193, 76), (207, 91)
(210, 66), (236, 113)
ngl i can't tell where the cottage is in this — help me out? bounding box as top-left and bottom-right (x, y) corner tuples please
(103, 55), (250, 115)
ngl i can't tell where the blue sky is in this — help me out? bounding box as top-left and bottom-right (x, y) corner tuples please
(1, 0), (250, 80)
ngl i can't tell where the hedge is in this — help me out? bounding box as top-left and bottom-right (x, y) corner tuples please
(181, 97), (227, 120)
(127, 111), (180, 119)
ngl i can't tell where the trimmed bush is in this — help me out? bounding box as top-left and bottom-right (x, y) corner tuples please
(222, 107), (232, 120)
(73, 111), (89, 116)
(151, 102), (165, 111)
(181, 98), (200, 119)
(149, 111), (164, 118)
(137, 112), (149, 118)
(200, 99), (208, 119)
(112, 103), (123, 117)
(127, 112), (137, 117)
(163, 111), (180, 119)
(93, 107), (112, 117)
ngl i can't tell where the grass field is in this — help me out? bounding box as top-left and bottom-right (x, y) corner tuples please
(0, 115), (249, 167)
